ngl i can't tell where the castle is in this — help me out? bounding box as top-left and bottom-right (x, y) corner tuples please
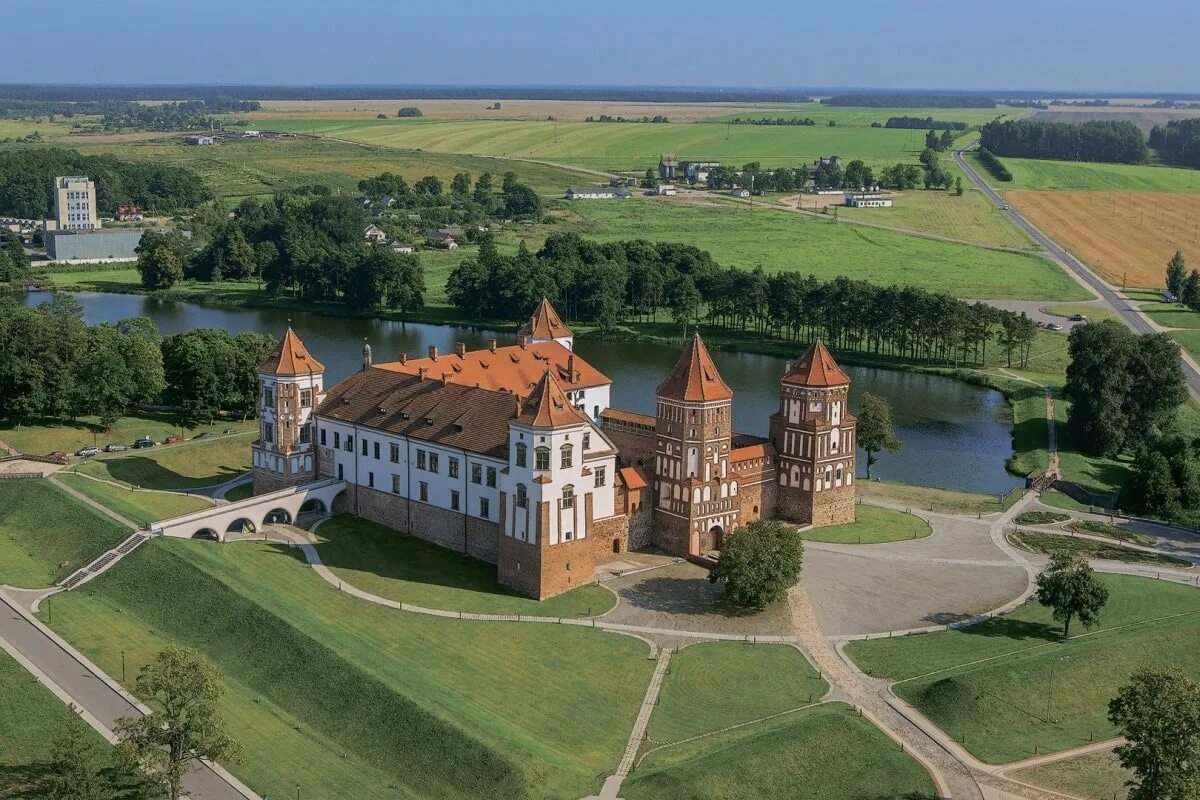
(251, 298), (856, 599)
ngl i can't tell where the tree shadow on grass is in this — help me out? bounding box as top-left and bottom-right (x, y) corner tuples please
(91, 455), (242, 491)
(0, 762), (156, 800)
(617, 575), (769, 620)
(953, 615), (1060, 642)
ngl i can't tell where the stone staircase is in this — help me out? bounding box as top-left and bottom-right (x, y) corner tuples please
(57, 531), (151, 591)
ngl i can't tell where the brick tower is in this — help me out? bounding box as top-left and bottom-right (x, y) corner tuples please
(251, 327), (325, 494)
(770, 340), (856, 526)
(653, 333), (738, 557)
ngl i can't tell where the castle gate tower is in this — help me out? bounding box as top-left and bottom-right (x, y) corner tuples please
(251, 327), (326, 494)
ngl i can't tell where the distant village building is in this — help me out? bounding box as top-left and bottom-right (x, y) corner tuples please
(45, 229), (144, 262)
(385, 239), (415, 254)
(655, 185), (677, 196)
(251, 301), (857, 600)
(184, 135), (215, 146)
(658, 154), (678, 180)
(116, 205), (143, 221)
(730, 188), (750, 198)
(52, 176), (99, 231)
(683, 161), (721, 183)
(565, 186), (631, 200)
(845, 194), (893, 208)
(363, 224), (387, 244)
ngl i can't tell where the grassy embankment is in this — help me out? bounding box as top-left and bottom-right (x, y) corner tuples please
(44, 536), (653, 799)
(1011, 749), (1130, 800)
(0, 412), (256, 457)
(0, 480), (130, 588)
(55, 473), (211, 527)
(624, 641), (932, 800)
(312, 515), (615, 617)
(846, 574), (1200, 763)
(798, 503), (931, 544)
(76, 433), (254, 491)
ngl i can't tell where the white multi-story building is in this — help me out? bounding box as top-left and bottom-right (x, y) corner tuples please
(52, 176), (100, 231)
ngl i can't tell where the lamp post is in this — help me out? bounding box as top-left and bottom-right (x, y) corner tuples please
(121, 650), (126, 683)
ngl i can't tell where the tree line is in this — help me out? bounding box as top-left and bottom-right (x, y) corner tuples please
(980, 119), (1148, 164)
(975, 147), (1013, 181)
(0, 148), (211, 218)
(885, 117), (969, 131)
(822, 93), (995, 108)
(447, 231), (1038, 367)
(585, 115), (669, 123)
(0, 98), (259, 130)
(725, 117), (817, 126)
(1149, 118), (1200, 168)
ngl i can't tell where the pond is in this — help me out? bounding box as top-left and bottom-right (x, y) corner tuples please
(23, 291), (1022, 495)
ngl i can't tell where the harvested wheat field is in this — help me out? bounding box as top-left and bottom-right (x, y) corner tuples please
(1008, 189), (1200, 288)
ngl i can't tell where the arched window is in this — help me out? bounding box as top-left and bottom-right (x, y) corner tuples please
(535, 446), (550, 470)
(560, 443), (573, 468)
(515, 483), (528, 508)
(825, 467), (833, 484)
(562, 484), (575, 508)
(836, 467), (843, 483)
(515, 443), (527, 468)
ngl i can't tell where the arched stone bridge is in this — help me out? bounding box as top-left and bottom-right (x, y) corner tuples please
(153, 479), (346, 541)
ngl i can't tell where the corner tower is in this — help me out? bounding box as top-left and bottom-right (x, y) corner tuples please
(653, 333), (737, 557)
(518, 297), (573, 350)
(251, 327), (326, 494)
(769, 340), (856, 526)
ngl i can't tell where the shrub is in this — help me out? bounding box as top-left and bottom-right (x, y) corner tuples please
(708, 520), (804, 608)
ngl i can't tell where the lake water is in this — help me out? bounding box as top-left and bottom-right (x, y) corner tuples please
(22, 291), (1022, 495)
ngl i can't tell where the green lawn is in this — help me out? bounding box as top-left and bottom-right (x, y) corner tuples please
(0, 480), (131, 588)
(223, 482), (254, 501)
(55, 473), (211, 527)
(799, 503), (931, 544)
(1042, 303), (1117, 323)
(1037, 490), (1101, 513)
(857, 479), (1010, 516)
(0, 413), (256, 459)
(625, 702), (936, 800)
(1171, 329), (1200, 364)
(1064, 520), (1155, 546)
(562, 200), (1086, 301)
(45, 536), (652, 800)
(975, 154), (1200, 193)
(1010, 530), (1186, 567)
(1138, 300), (1200, 329)
(1013, 511), (1070, 525)
(312, 514), (615, 617)
(77, 435), (254, 491)
(1011, 749), (1130, 800)
(0, 649), (144, 798)
(845, 575), (1200, 763)
(647, 642), (827, 745)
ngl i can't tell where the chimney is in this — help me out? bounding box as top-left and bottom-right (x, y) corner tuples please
(399, 353), (407, 365)
(567, 354), (575, 383)
(361, 339), (372, 372)
(488, 339), (498, 353)
(418, 366), (428, 380)
(428, 345), (438, 360)
(519, 335), (528, 348)
(442, 372), (451, 386)
(456, 342), (467, 357)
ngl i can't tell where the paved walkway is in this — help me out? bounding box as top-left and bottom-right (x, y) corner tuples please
(587, 649), (673, 800)
(48, 475), (140, 530)
(0, 587), (254, 800)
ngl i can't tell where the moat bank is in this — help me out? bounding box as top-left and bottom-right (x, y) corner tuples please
(23, 290), (1023, 495)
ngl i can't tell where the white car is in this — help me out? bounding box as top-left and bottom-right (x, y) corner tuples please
(75, 446), (99, 457)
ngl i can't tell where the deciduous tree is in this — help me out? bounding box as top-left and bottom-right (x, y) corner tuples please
(1108, 667), (1200, 800)
(1034, 552), (1109, 637)
(708, 520), (804, 608)
(857, 392), (903, 478)
(46, 710), (109, 800)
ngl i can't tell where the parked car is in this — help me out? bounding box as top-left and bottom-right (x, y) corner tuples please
(133, 437), (155, 449)
(104, 443), (128, 453)
(1068, 313), (1087, 322)
(75, 446), (99, 458)
(1047, 323), (1064, 331)
(165, 435), (184, 445)
(193, 431), (213, 440)
(223, 428), (238, 435)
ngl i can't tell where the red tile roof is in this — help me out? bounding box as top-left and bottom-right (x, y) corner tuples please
(618, 466), (648, 490)
(516, 370), (591, 428)
(656, 333), (732, 403)
(782, 340), (850, 388)
(600, 407), (656, 427)
(518, 297), (573, 340)
(258, 328), (325, 376)
(377, 341), (609, 394)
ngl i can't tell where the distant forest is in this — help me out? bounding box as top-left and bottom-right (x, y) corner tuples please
(0, 98), (260, 130)
(824, 93), (996, 109)
(980, 119), (1148, 164)
(1150, 119), (1200, 169)
(885, 117), (970, 130)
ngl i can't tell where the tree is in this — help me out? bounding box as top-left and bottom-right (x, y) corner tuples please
(46, 710), (109, 800)
(708, 519), (804, 608)
(1183, 269), (1200, 310)
(641, 168), (657, 189)
(136, 229), (188, 290)
(919, 148), (940, 170)
(1034, 552), (1109, 638)
(1064, 320), (1136, 457)
(1166, 250), (1188, 297)
(1108, 667), (1200, 800)
(3, 230), (30, 276)
(1125, 333), (1187, 441)
(955, 176), (964, 196)
(450, 171), (471, 197)
(669, 274), (701, 333)
(940, 129), (956, 151)
(116, 647), (239, 800)
(1122, 448), (1182, 517)
(0, 245), (14, 283)
(925, 129), (940, 151)
(856, 392), (903, 478)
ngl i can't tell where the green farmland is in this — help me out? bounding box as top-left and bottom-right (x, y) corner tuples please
(43, 536), (653, 800)
(845, 574), (1200, 763)
(969, 152), (1200, 193)
(698, 102), (1028, 127)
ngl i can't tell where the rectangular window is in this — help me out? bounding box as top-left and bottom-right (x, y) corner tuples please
(345, 436), (354, 453)
(320, 428), (327, 446)
(299, 424), (311, 445)
(448, 457), (459, 479)
(450, 490), (460, 511)
(337, 464), (344, 480)
(333, 431), (340, 449)
(262, 422), (274, 443)
(416, 450), (426, 470)
(419, 481), (428, 502)
(361, 438), (368, 456)
(561, 446), (572, 469)
(471, 463), (482, 484)
(392, 474), (401, 494)
(515, 445), (526, 468)
(429, 453), (439, 474)
(373, 441), (380, 460)
(486, 466), (497, 488)
(535, 448), (549, 470)
(368, 471), (374, 488)
(389, 443), (400, 463)
(261, 385), (274, 407)
(583, 433), (590, 450)
(563, 486), (575, 509)
(300, 388), (312, 407)
(479, 497), (490, 518)
(595, 466), (606, 487)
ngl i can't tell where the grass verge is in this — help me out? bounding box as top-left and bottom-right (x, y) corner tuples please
(798, 503), (931, 544)
(0, 413), (256, 459)
(1010, 748), (1130, 800)
(55, 473), (211, 527)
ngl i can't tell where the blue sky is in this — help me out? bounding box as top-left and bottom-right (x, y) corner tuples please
(5, 0), (1197, 92)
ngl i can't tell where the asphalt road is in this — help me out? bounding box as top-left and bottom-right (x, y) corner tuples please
(0, 591), (248, 800)
(954, 144), (1200, 397)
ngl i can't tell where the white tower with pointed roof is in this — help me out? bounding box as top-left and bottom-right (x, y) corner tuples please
(518, 297), (574, 350)
(251, 327), (327, 493)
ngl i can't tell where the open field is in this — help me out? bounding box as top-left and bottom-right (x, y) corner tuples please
(1010, 748), (1130, 800)
(77, 434), (254, 491)
(0, 412), (256, 458)
(0, 480), (130, 587)
(970, 152), (1200, 192)
(55, 473), (211, 526)
(857, 479), (1013, 516)
(625, 702), (936, 800)
(647, 642), (827, 744)
(799, 503), (931, 544)
(45, 536), (652, 799)
(561, 200), (1087, 300)
(846, 574), (1200, 763)
(66, 136), (596, 201)
(1007, 190), (1200, 287)
(699, 102), (1028, 127)
(0, 119), (79, 139)
(251, 117), (941, 170)
(312, 514), (616, 617)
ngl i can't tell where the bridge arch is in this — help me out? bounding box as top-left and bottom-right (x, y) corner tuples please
(153, 478), (346, 542)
